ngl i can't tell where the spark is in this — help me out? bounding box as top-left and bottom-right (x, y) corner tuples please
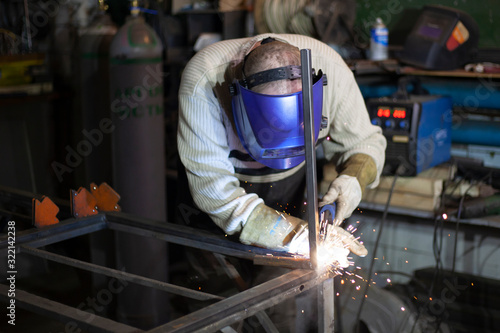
(355, 285), (361, 290)
(401, 307), (406, 311)
(442, 213), (448, 220)
(336, 292), (340, 296)
(386, 278), (391, 283)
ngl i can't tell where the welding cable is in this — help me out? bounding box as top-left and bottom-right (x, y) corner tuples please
(417, 171), (492, 333)
(411, 170), (456, 333)
(451, 170), (493, 274)
(451, 177), (485, 273)
(353, 165), (402, 333)
(452, 194), (466, 274)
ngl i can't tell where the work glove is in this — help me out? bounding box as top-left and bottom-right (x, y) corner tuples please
(239, 204), (367, 266)
(319, 175), (362, 226)
(320, 154), (378, 225)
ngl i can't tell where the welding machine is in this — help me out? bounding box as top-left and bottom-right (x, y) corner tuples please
(367, 92), (453, 176)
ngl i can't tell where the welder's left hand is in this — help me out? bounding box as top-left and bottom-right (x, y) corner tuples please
(325, 224), (368, 257)
(320, 153), (378, 226)
(319, 175), (362, 226)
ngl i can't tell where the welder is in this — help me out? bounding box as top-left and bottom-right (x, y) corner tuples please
(177, 34), (386, 261)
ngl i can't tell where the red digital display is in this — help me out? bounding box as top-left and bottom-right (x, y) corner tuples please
(377, 107), (407, 119)
(393, 109), (406, 118)
(377, 108), (391, 118)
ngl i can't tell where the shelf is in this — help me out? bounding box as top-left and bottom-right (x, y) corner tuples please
(348, 59), (500, 79)
(400, 66), (500, 79)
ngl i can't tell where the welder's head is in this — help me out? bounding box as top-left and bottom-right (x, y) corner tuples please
(230, 37), (327, 170)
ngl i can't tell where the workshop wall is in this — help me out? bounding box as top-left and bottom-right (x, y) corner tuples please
(355, 0), (499, 48)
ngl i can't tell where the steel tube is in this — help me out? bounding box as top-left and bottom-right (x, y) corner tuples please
(105, 212), (290, 261)
(20, 245), (224, 302)
(300, 49), (319, 269)
(148, 269), (334, 333)
(0, 284), (142, 333)
(300, 48), (335, 333)
(0, 215), (107, 251)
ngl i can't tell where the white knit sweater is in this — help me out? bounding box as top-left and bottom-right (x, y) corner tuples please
(177, 33), (386, 234)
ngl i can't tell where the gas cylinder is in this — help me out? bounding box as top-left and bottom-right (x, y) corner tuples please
(109, 1), (168, 328)
(79, 1), (117, 184)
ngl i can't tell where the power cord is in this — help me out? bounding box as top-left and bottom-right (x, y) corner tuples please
(354, 164), (403, 333)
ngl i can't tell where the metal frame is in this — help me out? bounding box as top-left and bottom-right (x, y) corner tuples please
(0, 188), (336, 333)
(301, 48), (335, 332)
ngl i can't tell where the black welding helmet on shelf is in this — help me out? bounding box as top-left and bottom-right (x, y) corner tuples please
(399, 5), (479, 70)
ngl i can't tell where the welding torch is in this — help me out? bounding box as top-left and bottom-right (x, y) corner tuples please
(319, 203), (336, 242)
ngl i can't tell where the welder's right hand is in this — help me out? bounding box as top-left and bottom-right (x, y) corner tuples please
(239, 203), (309, 254)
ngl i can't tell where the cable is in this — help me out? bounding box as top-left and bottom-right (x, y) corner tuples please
(451, 170), (493, 273)
(408, 161), (458, 333)
(354, 165), (401, 333)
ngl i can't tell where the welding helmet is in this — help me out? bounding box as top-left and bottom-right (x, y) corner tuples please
(230, 65), (327, 170)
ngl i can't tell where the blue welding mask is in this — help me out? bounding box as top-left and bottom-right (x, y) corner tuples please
(230, 66), (327, 170)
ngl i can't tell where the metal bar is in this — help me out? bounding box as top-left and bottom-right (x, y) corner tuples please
(253, 254), (312, 269)
(0, 184), (71, 215)
(0, 284), (143, 333)
(148, 269), (334, 333)
(105, 212), (291, 261)
(0, 215), (107, 251)
(300, 49), (335, 332)
(300, 48), (319, 269)
(212, 253), (279, 333)
(318, 277), (335, 331)
(19, 245), (224, 302)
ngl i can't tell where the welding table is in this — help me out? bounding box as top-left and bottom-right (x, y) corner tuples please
(0, 185), (337, 332)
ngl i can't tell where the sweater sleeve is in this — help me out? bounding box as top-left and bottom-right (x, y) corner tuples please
(320, 60), (387, 189)
(177, 92), (264, 234)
